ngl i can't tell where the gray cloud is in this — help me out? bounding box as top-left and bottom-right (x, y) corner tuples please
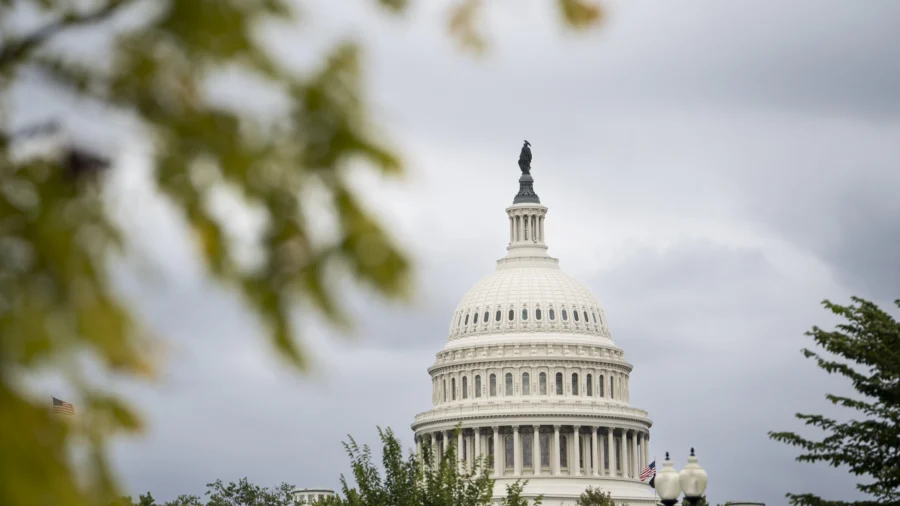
(10, 0), (900, 505)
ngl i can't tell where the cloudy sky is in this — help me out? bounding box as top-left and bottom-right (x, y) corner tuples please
(13, 0), (900, 504)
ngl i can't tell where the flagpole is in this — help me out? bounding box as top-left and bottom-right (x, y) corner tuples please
(654, 455), (658, 505)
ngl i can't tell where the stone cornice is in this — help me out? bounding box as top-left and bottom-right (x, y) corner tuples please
(450, 320), (611, 341)
(411, 400), (651, 431)
(428, 342), (633, 374)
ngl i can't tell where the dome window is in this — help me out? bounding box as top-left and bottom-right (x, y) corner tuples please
(489, 374), (497, 396)
(535, 308), (542, 320)
(462, 376), (468, 399)
(549, 308), (556, 320)
(561, 309), (568, 321)
(505, 373), (513, 395)
(508, 309), (514, 321)
(483, 311), (489, 323)
(475, 375), (482, 398)
(586, 374), (593, 396)
(584, 311), (589, 323)
(464, 314), (469, 325)
(521, 309), (528, 321)
(495, 310), (501, 322)
(473, 312), (479, 324)
(555, 373), (563, 395)
(592, 311), (598, 323)
(573, 311), (579, 322)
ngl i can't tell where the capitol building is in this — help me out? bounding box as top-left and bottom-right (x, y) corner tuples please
(410, 147), (657, 505)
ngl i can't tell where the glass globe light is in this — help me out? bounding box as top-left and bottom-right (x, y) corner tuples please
(678, 448), (708, 501)
(655, 452), (682, 502)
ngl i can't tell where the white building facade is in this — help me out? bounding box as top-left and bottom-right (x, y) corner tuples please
(411, 157), (657, 505)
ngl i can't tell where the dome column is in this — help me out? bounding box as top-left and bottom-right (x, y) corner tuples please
(642, 432), (650, 472)
(552, 425), (561, 476)
(572, 426), (581, 475)
(431, 433), (438, 469)
(513, 426), (521, 476)
(591, 427), (599, 476)
(631, 430), (639, 478)
(607, 428), (616, 477)
(636, 432), (644, 474)
(458, 430), (464, 473)
(492, 426), (501, 476)
(443, 430), (450, 458)
(416, 434), (423, 465)
(474, 428), (481, 467)
(620, 429), (629, 478)
(532, 426), (540, 476)
(598, 429), (606, 476)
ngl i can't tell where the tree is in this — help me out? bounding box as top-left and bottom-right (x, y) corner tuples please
(325, 426), (541, 506)
(500, 480), (543, 506)
(204, 478), (296, 506)
(162, 496), (204, 506)
(576, 487), (614, 506)
(769, 297), (900, 506)
(0, 2), (601, 506)
(138, 493), (157, 506)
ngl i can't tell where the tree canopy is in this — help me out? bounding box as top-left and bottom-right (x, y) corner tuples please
(769, 297), (900, 506)
(0, 2), (601, 506)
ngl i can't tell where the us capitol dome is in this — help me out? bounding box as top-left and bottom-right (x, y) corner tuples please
(410, 143), (656, 505)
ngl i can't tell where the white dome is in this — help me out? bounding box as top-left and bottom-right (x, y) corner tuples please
(412, 161), (654, 506)
(448, 262), (610, 340)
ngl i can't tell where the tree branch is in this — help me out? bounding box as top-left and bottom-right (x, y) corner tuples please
(0, 0), (133, 70)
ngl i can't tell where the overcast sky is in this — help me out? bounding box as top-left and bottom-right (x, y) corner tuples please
(13, 0), (900, 504)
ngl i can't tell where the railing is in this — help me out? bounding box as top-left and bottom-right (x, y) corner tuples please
(413, 400), (649, 423)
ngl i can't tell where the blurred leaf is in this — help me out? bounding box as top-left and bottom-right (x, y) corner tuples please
(448, 0), (486, 54)
(0, 1), (601, 506)
(558, 0), (603, 30)
(376, 0), (409, 13)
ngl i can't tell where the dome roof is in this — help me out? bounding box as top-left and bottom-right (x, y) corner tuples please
(448, 262), (610, 341)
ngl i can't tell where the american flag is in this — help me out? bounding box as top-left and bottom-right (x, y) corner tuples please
(52, 396), (75, 416)
(640, 460), (656, 482)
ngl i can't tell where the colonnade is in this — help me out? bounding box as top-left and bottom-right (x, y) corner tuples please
(415, 425), (649, 480)
(509, 211), (545, 245)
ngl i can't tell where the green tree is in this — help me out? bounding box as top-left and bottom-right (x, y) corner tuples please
(328, 426), (541, 506)
(0, 2), (601, 506)
(576, 486), (614, 506)
(162, 496), (204, 506)
(205, 478), (296, 506)
(500, 480), (542, 506)
(769, 297), (900, 506)
(138, 493), (157, 506)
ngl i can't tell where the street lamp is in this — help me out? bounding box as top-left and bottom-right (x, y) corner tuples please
(654, 449), (708, 506)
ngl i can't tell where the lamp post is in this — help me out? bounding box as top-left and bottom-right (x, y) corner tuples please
(654, 449), (708, 506)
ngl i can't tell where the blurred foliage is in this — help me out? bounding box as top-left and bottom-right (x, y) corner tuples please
(769, 297), (900, 506)
(0, 1), (601, 506)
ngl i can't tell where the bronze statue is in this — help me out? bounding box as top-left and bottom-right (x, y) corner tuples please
(518, 140), (532, 174)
